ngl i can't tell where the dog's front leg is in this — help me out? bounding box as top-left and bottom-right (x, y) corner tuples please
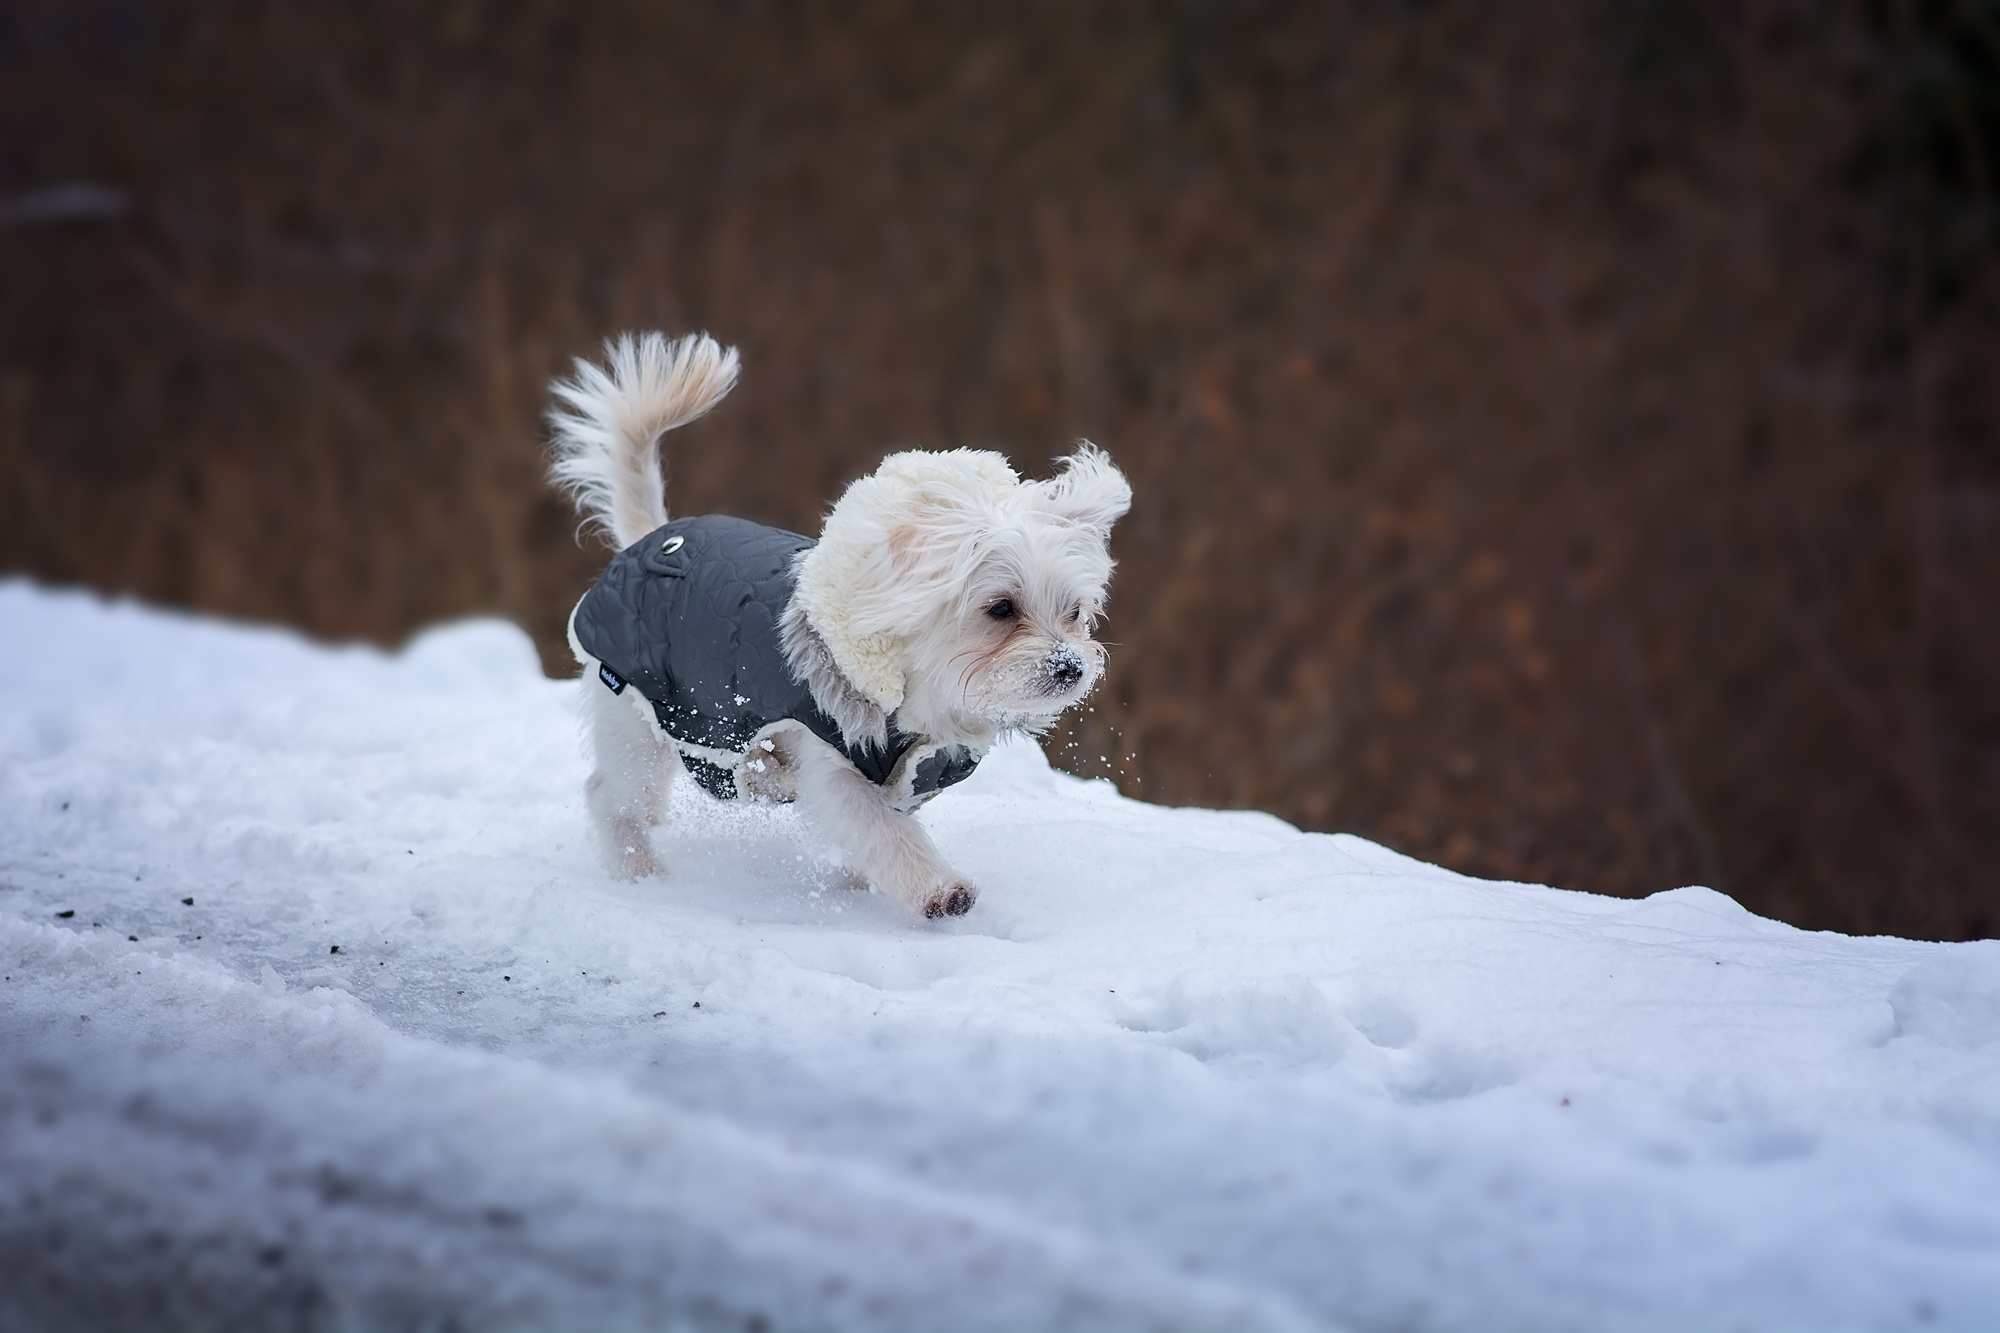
(781, 731), (976, 918)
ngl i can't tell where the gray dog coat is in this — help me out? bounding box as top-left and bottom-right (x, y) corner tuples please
(569, 514), (981, 809)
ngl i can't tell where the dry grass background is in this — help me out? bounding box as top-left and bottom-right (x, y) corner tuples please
(3, 1), (1997, 938)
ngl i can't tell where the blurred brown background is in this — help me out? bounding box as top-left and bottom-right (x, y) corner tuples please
(3, 1), (1997, 938)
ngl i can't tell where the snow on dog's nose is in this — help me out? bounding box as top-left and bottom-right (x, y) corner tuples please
(1044, 647), (1085, 692)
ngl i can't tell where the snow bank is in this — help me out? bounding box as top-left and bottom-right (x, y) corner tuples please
(2, 579), (1997, 1332)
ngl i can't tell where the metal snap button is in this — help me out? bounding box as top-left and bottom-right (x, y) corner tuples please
(660, 535), (685, 555)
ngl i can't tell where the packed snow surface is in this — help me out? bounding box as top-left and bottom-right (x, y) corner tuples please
(3, 580), (1999, 1333)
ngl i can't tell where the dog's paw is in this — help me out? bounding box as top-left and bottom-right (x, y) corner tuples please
(612, 843), (666, 880)
(921, 883), (978, 920)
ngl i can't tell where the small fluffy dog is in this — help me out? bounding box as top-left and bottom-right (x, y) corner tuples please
(549, 332), (1131, 919)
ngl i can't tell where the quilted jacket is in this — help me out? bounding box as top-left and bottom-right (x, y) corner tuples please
(570, 514), (981, 807)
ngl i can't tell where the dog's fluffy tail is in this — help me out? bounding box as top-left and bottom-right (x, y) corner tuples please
(548, 331), (741, 549)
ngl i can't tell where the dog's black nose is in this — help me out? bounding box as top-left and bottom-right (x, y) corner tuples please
(1045, 651), (1084, 690)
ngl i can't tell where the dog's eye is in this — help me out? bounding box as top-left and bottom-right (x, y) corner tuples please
(987, 599), (1015, 620)
(1065, 604), (1082, 623)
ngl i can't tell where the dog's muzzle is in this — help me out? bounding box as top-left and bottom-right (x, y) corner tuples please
(1043, 648), (1085, 693)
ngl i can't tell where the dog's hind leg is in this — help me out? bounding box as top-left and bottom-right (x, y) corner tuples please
(582, 675), (678, 878)
(780, 730), (976, 919)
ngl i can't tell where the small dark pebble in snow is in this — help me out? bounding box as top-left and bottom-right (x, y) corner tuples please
(127, 935), (137, 942)
(56, 910), (73, 919)
(182, 897), (194, 906)
(692, 1001), (701, 1009)
(653, 1011), (666, 1018)
(61, 802), (68, 810)
(329, 945), (341, 954)
(503, 975), (511, 981)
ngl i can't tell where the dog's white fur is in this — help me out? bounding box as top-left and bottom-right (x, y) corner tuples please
(549, 332), (1130, 918)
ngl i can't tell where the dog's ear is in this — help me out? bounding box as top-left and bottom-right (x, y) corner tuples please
(885, 522), (921, 564)
(1038, 443), (1132, 537)
(870, 450), (1013, 580)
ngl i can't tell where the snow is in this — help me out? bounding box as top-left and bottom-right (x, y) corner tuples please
(3, 579), (1998, 1333)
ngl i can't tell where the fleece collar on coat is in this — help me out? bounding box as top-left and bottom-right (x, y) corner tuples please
(787, 544), (905, 722)
(778, 591), (893, 752)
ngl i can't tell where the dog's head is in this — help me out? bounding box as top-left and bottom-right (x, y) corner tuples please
(793, 444), (1131, 741)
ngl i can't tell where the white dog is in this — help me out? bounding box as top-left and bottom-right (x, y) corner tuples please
(548, 332), (1131, 919)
